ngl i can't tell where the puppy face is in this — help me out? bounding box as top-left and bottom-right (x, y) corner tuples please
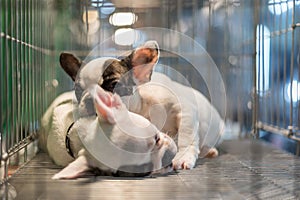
(60, 41), (160, 100)
(89, 84), (177, 173)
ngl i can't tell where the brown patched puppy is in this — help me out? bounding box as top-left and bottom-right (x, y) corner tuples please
(59, 41), (159, 101)
(58, 40), (224, 171)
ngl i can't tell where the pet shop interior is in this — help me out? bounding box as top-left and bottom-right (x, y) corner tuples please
(1, 0), (300, 199)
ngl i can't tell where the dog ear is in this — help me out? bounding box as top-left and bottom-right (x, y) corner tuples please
(130, 41), (160, 84)
(132, 41), (159, 67)
(119, 41), (159, 85)
(59, 52), (82, 81)
(89, 84), (122, 124)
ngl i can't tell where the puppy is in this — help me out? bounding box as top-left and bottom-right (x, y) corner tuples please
(58, 40), (223, 170)
(59, 41), (159, 101)
(123, 72), (224, 170)
(40, 84), (177, 179)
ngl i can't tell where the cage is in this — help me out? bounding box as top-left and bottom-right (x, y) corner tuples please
(0, 0), (300, 199)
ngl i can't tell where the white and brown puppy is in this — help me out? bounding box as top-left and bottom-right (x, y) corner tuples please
(59, 41), (224, 171)
(60, 41), (159, 102)
(123, 72), (224, 170)
(40, 84), (177, 179)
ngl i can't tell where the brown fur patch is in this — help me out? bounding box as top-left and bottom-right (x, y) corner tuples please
(204, 148), (219, 158)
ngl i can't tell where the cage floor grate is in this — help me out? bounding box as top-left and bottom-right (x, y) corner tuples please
(4, 139), (300, 200)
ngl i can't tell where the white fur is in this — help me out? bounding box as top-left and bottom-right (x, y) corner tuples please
(124, 72), (224, 169)
(78, 57), (119, 90)
(39, 85), (177, 179)
(54, 40), (223, 171)
(76, 41), (159, 96)
(39, 91), (76, 166)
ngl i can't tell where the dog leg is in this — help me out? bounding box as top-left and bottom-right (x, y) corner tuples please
(52, 155), (90, 180)
(172, 104), (200, 170)
(172, 149), (198, 170)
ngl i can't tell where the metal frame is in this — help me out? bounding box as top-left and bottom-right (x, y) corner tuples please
(253, 0), (300, 154)
(0, 0), (299, 186)
(0, 0), (56, 183)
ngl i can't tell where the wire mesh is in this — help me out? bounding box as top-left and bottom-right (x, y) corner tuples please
(255, 0), (300, 151)
(0, 0), (298, 186)
(0, 0), (56, 183)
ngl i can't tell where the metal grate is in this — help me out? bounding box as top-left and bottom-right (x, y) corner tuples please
(253, 0), (300, 152)
(0, 0), (56, 183)
(4, 140), (300, 199)
(0, 0), (298, 193)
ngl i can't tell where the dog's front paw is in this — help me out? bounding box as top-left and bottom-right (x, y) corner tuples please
(172, 151), (197, 170)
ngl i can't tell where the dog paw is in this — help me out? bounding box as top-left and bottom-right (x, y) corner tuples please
(199, 146), (219, 158)
(205, 148), (219, 158)
(172, 152), (197, 170)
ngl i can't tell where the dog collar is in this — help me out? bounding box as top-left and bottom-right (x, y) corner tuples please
(65, 122), (75, 158)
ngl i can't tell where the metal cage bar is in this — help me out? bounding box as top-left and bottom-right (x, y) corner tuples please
(0, 0), (298, 185)
(0, 0), (56, 183)
(254, 0), (300, 154)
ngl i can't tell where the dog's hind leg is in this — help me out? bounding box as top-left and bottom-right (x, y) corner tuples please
(199, 146), (219, 158)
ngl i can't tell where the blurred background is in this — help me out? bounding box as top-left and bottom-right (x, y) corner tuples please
(0, 0), (299, 181)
